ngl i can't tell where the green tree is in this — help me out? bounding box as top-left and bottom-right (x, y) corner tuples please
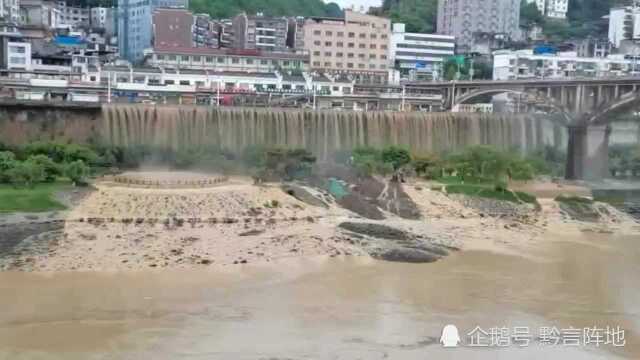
(520, 0), (544, 27)
(381, 146), (411, 171)
(0, 151), (17, 183)
(28, 155), (60, 182)
(7, 161), (45, 187)
(65, 160), (90, 186)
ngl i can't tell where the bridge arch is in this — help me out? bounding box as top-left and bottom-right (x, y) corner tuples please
(581, 91), (640, 127)
(453, 88), (574, 127)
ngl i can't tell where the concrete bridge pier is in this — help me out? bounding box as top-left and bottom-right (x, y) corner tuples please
(566, 125), (611, 180)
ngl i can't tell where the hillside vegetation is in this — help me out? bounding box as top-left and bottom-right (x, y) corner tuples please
(189, 0), (343, 18)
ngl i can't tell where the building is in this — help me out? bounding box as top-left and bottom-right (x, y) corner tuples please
(1, 0), (20, 24)
(58, 2), (90, 27)
(389, 23), (454, 81)
(527, 0), (569, 19)
(232, 13), (289, 52)
(118, 0), (153, 63)
(303, 10), (391, 84)
(608, 6), (640, 49)
(152, 0), (188, 8)
(576, 37), (611, 58)
(194, 14), (219, 48)
(146, 47), (309, 74)
(219, 19), (234, 48)
(153, 8), (194, 48)
(90, 7), (115, 36)
(437, 0), (520, 53)
(287, 16), (304, 50)
(492, 49), (640, 80)
(20, 0), (63, 30)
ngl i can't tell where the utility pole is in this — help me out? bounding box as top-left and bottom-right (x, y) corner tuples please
(107, 70), (111, 103)
(401, 85), (406, 111)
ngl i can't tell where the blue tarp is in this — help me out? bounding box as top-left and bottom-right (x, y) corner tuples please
(54, 36), (84, 46)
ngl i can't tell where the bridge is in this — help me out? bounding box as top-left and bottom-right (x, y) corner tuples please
(360, 77), (640, 181)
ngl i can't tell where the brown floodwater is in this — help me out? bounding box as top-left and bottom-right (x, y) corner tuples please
(0, 231), (638, 360)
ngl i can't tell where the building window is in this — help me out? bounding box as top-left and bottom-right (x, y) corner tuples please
(157, 55), (164, 60)
(370, 44), (376, 49)
(282, 61), (290, 66)
(347, 53), (354, 58)
(359, 44), (365, 49)
(347, 63), (354, 68)
(181, 55), (189, 61)
(369, 64), (376, 69)
(205, 56), (213, 63)
(325, 31), (332, 36)
(232, 58), (239, 64)
(314, 40), (321, 46)
(179, 80), (190, 85)
(381, 44), (387, 50)
(381, 34), (388, 39)
(358, 63), (365, 68)
(313, 51), (320, 56)
(348, 32), (355, 38)
(336, 62), (343, 67)
(348, 43), (354, 48)
(336, 52), (343, 57)
(246, 59), (254, 64)
(193, 55), (201, 62)
(359, 33), (366, 38)
(217, 57), (225, 63)
(169, 55), (176, 61)
(165, 79), (175, 85)
(336, 42), (343, 47)
(313, 30), (321, 35)
(369, 54), (376, 59)
(324, 62), (331, 67)
(325, 41), (332, 46)
(261, 59), (268, 65)
(324, 51), (331, 57)
(358, 54), (365, 58)
(381, 55), (387, 60)
(370, 34), (377, 39)
(313, 61), (321, 66)
(337, 32), (344, 37)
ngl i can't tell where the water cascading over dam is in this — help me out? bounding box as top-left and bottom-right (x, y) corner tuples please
(102, 105), (564, 159)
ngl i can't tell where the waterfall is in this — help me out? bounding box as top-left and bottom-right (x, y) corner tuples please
(101, 104), (562, 160)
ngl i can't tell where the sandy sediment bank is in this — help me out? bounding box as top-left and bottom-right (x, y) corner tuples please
(0, 176), (637, 272)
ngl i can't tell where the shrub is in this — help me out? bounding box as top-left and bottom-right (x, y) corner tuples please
(22, 142), (67, 163)
(6, 160), (45, 187)
(381, 146), (411, 171)
(412, 154), (439, 177)
(0, 151), (17, 183)
(63, 144), (100, 165)
(27, 154), (60, 182)
(64, 160), (90, 186)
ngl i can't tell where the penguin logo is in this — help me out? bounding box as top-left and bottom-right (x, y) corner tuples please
(440, 324), (461, 347)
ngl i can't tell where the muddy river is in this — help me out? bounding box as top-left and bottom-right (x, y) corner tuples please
(0, 230), (638, 359)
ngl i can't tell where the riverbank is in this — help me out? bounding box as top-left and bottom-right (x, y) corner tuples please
(0, 175), (637, 272)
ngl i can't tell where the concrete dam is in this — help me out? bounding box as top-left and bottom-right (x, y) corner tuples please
(0, 104), (565, 159)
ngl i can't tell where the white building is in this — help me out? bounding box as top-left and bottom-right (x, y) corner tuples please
(389, 23), (455, 81)
(1, 0), (21, 24)
(609, 6), (640, 48)
(493, 49), (640, 80)
(527, 0), (568, 19)
(6, 41), (31, 71)
(57, 1), (89, 27)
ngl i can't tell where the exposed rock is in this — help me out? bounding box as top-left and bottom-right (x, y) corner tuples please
(339, 222), (408, 241)
(375, 248), (440, 263)
(238, 229), (265, 237)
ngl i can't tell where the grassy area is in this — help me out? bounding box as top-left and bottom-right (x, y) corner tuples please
(444, 183), (538, 205)
(0, 181), (70, 213)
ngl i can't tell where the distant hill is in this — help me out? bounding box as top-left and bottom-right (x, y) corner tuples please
(189, 0), (343, 19)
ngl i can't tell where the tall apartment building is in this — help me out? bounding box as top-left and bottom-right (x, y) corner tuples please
(304, 10), (391, 84)
(118, 0), (188, 63)
(90, 7), (115, 36)
(437, 0), (520, 53)
(232, 13), (288, 52)
(527, 0), (569, 19)
(1, 0), (21, 24)
(389, 23), (455, 81)
(609, 6), (640, 49)
(57, 1), (89, 27)
(20, 0), (63, 29)
(194, 14), (219, 48)
(219, 19), (234, 48)
(118, 0), (152, 63)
